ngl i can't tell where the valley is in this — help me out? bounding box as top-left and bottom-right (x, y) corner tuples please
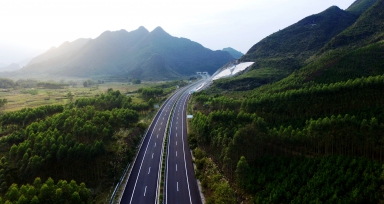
(0, 0), (383, 203)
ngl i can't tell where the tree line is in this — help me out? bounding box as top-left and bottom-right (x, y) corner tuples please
(0, 88), (149, 202)
(189, 74), (384, 202)
(0, 177), (91, 204)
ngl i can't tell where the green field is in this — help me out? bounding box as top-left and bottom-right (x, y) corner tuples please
(0, 82), (157, 113)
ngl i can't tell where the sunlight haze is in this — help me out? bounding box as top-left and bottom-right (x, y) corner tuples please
(0, 0), (355, 64)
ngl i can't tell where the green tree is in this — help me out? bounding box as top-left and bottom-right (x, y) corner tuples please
(67, 92), (74, 103)
(212, 182), (236, 204)
(235, 156), (250, 189)
(30, 195), (39, 204)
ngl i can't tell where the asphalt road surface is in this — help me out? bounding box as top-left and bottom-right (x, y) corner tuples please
(165, 84), (202, 204)
(120, 82), (203, 204)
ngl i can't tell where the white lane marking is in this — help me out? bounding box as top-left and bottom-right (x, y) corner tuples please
(176, 151), (177, 157)
(159, 128), (161, 131)
(176, 141), (177, 146)
(177, 117), (178, 120)
(154, 142), (156, 147)
(177, 182), (179, 192)
(163, 117), (165, 120)
(129, 108), (163, 204)
(176, 133), (177, 137)
(157, 134), (159, 138)
(176, 164), (178, 171)
(161, 122), (163, 125)
(144, 186), (147, 196)
(152, 153), (154, 159)
(176, 127), (177, 130)
(176, 122), (178, 124)
(181, 100), (193, 204)
(148, 167), (151, 174)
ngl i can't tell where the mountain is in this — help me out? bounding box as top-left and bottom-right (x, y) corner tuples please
(0, 63), (20, 72)
(242, 6), (358, 73)
(27, 38), (90, 66)
(346, 0), (377, 16)
(219, 0), (384, 93)
(214, 5), (360, 91)
(266, 0), (384, 89)
(19, 27), (234, 80)
(320, 0), (383, 52)
(222, 47), (243, 59)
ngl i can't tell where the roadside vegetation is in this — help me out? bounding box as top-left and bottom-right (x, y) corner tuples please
(0, 77), (189, 203)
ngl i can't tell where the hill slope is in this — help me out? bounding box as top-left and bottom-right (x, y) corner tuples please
(346, 0), (377, 16)
(222, 47), (243, 59)
(27, 38), (90, 66)
(19, 27), (234, 80)
(241, 6), (357, 72)
(188, 1), (384, 203)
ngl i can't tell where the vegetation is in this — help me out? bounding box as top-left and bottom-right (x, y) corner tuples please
(188, 1), (384, 202)
(0, 88), (154, 202)
(0, 177), (91, 204)
(346, 0), (378, 16)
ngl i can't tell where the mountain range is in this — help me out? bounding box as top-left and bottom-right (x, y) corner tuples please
(11, 27), (235, 80)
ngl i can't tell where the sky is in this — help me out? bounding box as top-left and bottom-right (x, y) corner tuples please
(0, 0), (356, 65)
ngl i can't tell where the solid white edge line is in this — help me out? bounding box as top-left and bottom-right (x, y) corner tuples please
(182, 92), (193, 204)
(128, 88), (182, 204)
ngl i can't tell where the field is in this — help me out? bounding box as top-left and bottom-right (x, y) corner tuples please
(0, 81), (158, 113)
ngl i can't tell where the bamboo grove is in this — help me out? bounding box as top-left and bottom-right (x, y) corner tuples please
(189, 74), (384, 203)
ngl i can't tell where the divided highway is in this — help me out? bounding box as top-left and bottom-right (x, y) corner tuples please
(120, 81), (204, 204)
(165, 85), (202, 204)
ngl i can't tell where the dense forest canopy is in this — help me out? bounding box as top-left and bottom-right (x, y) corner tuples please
(0, 88), (160, 203)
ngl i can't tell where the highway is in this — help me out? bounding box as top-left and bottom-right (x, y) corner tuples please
(165, 84), (202, 204)
(120, 80), (204, 204)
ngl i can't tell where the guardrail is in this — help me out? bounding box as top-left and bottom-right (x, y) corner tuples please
(109, 94), (174, 203)
(110, 87), (187, 203)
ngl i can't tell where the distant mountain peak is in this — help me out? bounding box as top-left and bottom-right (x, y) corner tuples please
(151, 26), (169, 35)
(222, 47), (244, 59)
(137, 26), (148, 32)
(153, 26), (165, 32)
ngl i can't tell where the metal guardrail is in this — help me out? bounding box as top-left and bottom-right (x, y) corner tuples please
(109, 88), (186, 204)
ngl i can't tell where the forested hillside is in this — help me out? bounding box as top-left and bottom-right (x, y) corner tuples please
(0, 89), (157, 203)
(218, 0), (379, 91)
(188, 0), (384, 203)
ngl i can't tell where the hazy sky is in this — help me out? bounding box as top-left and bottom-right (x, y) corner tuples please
(0, 0), (355, 64)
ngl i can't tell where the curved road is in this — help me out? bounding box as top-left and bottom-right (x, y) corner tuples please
(120, 81), (204, 204)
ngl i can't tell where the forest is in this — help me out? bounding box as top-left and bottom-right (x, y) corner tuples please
(0, 88), (158, 203)
(189, 74), (384, 203)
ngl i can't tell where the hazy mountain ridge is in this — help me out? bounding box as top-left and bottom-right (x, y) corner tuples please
(18, 26), (234, 79)
(222, 47), (243, 59)
(27, 38), (91, 66)
(0, 63), (20, 72)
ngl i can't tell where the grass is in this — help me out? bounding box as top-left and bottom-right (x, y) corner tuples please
(0, 82), (156, 113)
